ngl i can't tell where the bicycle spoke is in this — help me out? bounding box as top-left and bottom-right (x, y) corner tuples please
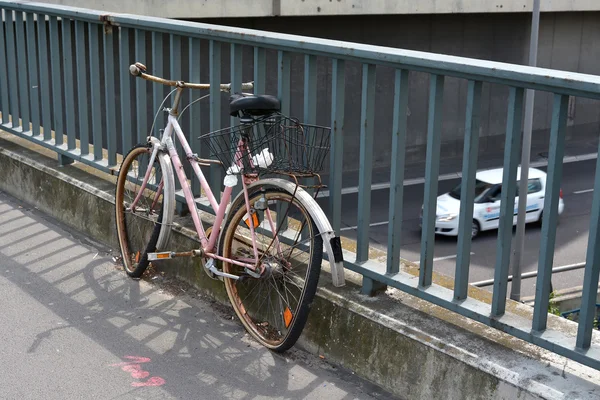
(115, 145), (167, 278)
(222, 188), (322, 351)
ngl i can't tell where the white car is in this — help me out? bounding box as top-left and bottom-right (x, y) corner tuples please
(421, 167), (565, 238)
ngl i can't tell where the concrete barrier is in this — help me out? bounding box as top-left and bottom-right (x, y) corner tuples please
(2, 131), (600, 399)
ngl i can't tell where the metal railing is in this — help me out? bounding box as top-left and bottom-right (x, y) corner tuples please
(0, 0), (599, 370)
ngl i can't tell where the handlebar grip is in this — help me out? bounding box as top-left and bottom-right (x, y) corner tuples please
(129, 62), (147, 76)
(129, 64), (140, 76)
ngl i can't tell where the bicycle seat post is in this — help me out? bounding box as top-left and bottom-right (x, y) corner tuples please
(239, 112), (253, 125)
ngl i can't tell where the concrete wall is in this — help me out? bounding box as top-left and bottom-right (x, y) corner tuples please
(35, 0), (600, 18)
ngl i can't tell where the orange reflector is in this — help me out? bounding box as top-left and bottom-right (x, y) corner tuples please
(283, 307), (293, 328)
(244, 212), (259, 229)
(156, 253), (170, 259)
(134, 251), (141, 263)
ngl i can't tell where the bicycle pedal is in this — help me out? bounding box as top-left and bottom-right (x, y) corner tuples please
(147, 251), (174, 261)
(148, 250), (201, 261)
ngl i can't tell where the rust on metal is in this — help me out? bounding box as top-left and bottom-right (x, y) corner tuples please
(100, 14), (116, 34)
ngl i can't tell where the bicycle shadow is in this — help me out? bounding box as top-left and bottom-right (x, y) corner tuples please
(0, 194), (378, 399)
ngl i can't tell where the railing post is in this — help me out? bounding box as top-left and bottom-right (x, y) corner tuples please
(356, 63), (376, 263)
(276, 51), (291, 231)
(170, 33), (187, 215)
(189, 37), (201, 196)
(253, 47), (266, 95)
(5, 10), (20, 129)
(15, 11), (29, 132)
(135, 29), (147, 145)
(76, 20), (90, 155)
(104, 21), (117, 168)
(386, 69), (409, 276)
(26, 12), (40, 136)
(577, 137), (600, 349)
(49, 16), (63, 147)
(62, 18), (76, 154)
(357, 63), (382, 295)
(491, 87), (525, 317)
(209, 40), (222, 202)
(119, 27), (132, 154)
(38, 14), (52, 141)
(89, 23), (103, 162)
(532, 94), (569, 331)
(419, 74), (445, 288)
(328, 59), (345, 234)
(152, 32), (165, 138)
(277, 51), (291, 117)
(0, 9), (9, 125)
(454, 80), (482, 300)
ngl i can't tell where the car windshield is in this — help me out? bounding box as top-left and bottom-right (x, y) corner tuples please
(448, 180), (494, 202)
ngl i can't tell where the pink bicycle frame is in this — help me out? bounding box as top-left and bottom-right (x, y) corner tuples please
(155, 113), (278, 270)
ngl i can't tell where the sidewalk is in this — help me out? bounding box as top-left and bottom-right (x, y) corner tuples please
(0, 190), (389, 400)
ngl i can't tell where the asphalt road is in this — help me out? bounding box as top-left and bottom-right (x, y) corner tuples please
(318, 158), (597, 299)
(0, 191), (392, 400)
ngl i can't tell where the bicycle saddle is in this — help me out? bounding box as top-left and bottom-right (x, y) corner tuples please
(229, 93), (281, 117)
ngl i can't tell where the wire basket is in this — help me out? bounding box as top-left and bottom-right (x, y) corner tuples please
(199, 114), (331, 176)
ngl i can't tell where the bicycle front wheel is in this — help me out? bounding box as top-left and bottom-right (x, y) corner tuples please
(115, 144), (174, 278)
(220, 188), (323, 352)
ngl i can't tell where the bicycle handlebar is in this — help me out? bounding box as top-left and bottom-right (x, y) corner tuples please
(129, 62), (254, 92)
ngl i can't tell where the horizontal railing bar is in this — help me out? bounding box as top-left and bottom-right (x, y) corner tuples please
(471, 262), (588, 288)
(343, 257), (600, 371)
(1, 1), (107, 22)
(1, 124), (114, 174)
(2, 1), (600, 99)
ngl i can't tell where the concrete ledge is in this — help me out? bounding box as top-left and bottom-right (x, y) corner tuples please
(2, 132), (600, 400)
(34, 0), (600, 18)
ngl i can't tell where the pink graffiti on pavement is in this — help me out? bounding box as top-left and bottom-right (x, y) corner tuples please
(122, 364), (150, 379)
(131, 376), (166, 387)
(110, 356), (165, 387)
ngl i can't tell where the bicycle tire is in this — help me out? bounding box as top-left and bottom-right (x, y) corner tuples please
(220, 187), (322, 352)
(115, 144), (174, 278)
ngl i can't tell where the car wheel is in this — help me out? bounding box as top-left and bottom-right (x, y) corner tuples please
(471, 220), (480, 239)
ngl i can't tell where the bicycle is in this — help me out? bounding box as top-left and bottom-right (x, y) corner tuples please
(115, 62), (345, 352)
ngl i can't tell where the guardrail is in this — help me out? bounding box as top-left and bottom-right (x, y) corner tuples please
(0, 0), (599, 370)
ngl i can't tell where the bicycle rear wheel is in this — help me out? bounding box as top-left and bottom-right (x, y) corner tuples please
(115, 144), (174, 278)
(220, 187), (323, 352)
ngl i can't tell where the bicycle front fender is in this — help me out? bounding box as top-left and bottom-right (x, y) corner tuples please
(223, 178), (346, 287)
(147, 138), (176, 251)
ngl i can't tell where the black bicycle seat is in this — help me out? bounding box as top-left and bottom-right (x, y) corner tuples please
(229, 93), (280, 117)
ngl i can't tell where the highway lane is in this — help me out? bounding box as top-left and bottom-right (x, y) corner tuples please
(318, 159), (597, 298)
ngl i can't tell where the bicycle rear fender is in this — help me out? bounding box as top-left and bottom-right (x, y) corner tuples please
(222, 178), (345, 287)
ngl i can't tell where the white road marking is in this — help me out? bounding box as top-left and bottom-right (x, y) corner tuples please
(574, 188), (594, 194)
(411, 252), (475, 264)
(339, 220), (389, 231)
(317, 152), (598, 198)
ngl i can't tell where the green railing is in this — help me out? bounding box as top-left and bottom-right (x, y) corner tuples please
(0, 0), (598, 370)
